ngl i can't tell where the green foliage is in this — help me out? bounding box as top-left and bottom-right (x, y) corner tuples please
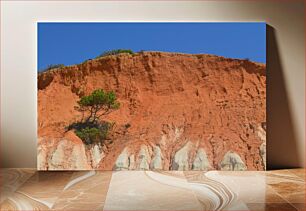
(96, 49), (134, 58)
(78, 89), (120, 110)
(77, 89), (120, 124)
(71, 89), (120, 145)
(75, 127), (102, 145)
(71, 121), (114, 145)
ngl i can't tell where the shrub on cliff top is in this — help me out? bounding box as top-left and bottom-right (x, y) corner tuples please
(40, 64), (65, 72)
(96, 49), (134, 58)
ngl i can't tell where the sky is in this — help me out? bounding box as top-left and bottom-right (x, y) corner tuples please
(38, 22), (266, 71)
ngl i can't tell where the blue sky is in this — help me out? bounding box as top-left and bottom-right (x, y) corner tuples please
(38, 22), (266, 71)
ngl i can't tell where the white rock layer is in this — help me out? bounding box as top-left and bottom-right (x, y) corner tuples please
(172, 142), (192, 170)
(220, 151), (246, 171)
(90, 144), (104, 168)
(192, 148), (211, 170)
(137, 145), (151, 170)
(46, 139), (91, 170)
(114, 147), (130, 170)
(150, 146), (163, 170)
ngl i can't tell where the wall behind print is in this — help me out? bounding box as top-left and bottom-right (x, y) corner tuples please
(1, 0), (304, 168)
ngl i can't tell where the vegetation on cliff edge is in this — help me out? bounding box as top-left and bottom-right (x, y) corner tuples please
(40, 64), (65, 72)
(95, 49), (134, 58)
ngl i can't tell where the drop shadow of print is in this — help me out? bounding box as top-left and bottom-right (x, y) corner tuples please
(266, 25), (300, 169)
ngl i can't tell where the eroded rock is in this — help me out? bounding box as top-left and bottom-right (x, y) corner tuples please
(260, 142), (266, 170)
(192, 148), (211, 170)
(137, 145), (151, 170)
(47, 139), (91, 170)
(150, 146), (163, 170)
(37, 140), (48, 170)
(172, 142), (192, 170)
(257, 124), (266, 142)
(114, 147), (130, 170)
(257, 123), (266, 170)
(220, 151), (246, 171)
(128, 154), (135, 170)
(90, 144), (104, 168)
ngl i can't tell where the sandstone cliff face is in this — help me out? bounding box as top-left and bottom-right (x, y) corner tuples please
(37, 52), (266, 170)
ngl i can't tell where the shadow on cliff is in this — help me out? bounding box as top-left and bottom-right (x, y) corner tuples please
(266, 25), (300, 169)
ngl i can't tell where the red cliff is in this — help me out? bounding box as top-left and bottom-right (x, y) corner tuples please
(37, 52), (266, 170)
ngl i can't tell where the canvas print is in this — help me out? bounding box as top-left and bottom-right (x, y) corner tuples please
(37, 23), (266, 170)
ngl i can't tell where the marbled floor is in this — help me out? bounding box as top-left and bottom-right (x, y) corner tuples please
(0, 169), (304, 211)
